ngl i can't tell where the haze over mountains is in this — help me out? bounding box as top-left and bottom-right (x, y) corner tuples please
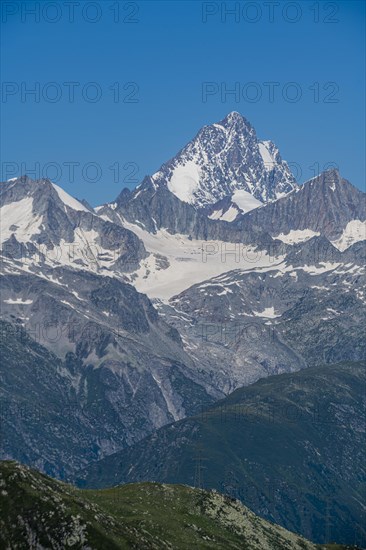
(0, 112), (365, 547)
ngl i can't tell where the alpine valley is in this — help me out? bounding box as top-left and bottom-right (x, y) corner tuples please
(0, 112), (365, 548)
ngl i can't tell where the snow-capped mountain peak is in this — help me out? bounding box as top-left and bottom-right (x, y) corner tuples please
(217, 110), (253, 129)
(148, 112), (297, 209)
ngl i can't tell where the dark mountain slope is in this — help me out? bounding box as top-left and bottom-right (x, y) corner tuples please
(76, 361), (366, 547)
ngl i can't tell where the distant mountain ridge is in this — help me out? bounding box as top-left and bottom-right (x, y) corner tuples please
(235, 169), (366, 245)
(0, 175), (146, 275)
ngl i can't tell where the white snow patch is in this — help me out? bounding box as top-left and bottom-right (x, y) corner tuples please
(51, 183), (89, 212)
(3, 298), (33, 305)
(252, 306), (279, 318)
(71, 291), (85, 301)
(0, 197), (43, 243)
(300, 262), (340, 275)
(216, 287), (233, 296)
(208, 209), (224, 220)
(274, 191), (289, 200)
(274, 228), (320, 244)
(220, 205), (240, 222)
(213, 123), (227, 133)
(327, 307), (340, 315)
(258, 141), (276, 171)
(232, 189), (262, 213)
(331, 220), (366, 251)
(167, 161), (201, 203)
(60, 299), (76, 309)
(208, 190), (261, 222)
(208, 205), (240, 222)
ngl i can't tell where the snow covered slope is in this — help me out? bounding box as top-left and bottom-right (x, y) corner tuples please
(123, 221), (282, 301)
(51, 182), (90, 212)
(207, 190), (263, 222)
(331, 219), (366, 251)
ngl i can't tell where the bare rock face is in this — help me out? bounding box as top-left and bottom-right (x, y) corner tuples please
(0, 264), (214, 478)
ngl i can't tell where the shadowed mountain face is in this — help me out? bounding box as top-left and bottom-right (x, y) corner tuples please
(0, 460), (355, 550)
(99, 178), (276, 243)
(76, 362), (366, 547)
(0, 265), (215, 478)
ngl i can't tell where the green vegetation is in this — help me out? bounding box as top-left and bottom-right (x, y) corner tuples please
(1, 460), (359, 549)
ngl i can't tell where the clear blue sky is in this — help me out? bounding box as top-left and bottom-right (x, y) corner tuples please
(1, 0), (365, 205)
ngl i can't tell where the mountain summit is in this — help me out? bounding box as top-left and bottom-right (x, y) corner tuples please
(104, 112), (298, 232)
(148, 111), (297, 208)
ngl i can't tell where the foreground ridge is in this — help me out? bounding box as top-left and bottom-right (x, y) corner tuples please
(0, 461), (357, 550)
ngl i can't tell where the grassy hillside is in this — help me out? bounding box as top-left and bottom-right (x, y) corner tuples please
(0, 460), (359, 550)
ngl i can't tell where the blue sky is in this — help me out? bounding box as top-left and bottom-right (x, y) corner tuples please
(1, 0), (365, 205)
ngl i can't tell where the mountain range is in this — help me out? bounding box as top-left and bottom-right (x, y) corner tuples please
(0, 111), (365, 547)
